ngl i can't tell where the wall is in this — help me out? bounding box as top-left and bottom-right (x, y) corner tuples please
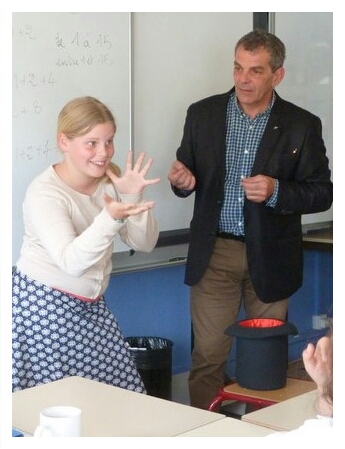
(273, 12), (333, 225)
(106, 246), (333, 376)
(12, 12), (333, 265)
(106, 264), (191, 375)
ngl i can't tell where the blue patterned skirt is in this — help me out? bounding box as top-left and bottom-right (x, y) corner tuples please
(12, 269), (146, 393)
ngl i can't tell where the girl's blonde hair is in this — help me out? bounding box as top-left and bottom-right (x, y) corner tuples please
(57, 96), (121, 177)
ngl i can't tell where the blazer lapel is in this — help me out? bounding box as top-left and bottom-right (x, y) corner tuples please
(212, 91), (231, 171)
(251, 95), (284, 175)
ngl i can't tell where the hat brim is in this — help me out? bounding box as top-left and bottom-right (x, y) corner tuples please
(225, 318), (298, 339)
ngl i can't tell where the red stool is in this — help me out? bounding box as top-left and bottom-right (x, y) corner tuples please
(208, 377), (316, 412)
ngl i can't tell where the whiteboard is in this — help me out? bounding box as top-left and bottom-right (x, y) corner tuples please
(132, 12), (333, 238)
(12, 12), (131, 264)
(132, 12), (253, 236)
(273, 12), (333, 225)
(12, 12), (333, 265)
(12, 12), (253, 264)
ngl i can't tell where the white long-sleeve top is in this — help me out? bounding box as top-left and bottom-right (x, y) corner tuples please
(16, 166), (159, 299)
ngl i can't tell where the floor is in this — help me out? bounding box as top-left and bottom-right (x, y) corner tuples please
(171, 358), (311, 408)
(171, 371), (190, 405)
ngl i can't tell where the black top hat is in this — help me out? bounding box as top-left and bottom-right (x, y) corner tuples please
(225, 318), (298, 339)
(225, 318), (298, 390)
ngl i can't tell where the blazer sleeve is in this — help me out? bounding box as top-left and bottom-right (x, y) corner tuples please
(258, 99), (333, 215)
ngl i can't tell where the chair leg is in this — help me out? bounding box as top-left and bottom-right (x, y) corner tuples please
(207, 392), (225, 411)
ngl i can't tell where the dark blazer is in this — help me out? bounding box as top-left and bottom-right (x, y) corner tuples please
(172, 88), (333, 302)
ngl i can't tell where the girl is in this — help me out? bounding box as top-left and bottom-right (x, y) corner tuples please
(12, 96), (160, 392)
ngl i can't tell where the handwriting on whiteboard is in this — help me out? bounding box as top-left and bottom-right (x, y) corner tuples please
(13, 24), (118, 162)
(13, 140), (60, 165)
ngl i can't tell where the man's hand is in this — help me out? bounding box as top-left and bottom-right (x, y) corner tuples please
(168, 160), (196, 191)
(241, 175), (276, 203)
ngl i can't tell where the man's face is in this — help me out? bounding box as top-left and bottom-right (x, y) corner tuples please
(233, 45), (284, 117)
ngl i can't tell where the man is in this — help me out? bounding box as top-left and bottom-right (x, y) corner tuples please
(168, 29), (333, 409)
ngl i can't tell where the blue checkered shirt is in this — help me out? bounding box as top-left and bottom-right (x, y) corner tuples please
(218, 92), (278, 236)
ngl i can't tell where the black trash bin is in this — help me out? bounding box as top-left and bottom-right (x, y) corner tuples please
(125, 336), (173, 400)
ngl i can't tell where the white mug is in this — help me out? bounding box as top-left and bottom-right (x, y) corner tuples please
(34, 406), (81, 437)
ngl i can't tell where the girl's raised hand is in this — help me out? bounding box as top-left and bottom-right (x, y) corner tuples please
(106, 151), (160, 194)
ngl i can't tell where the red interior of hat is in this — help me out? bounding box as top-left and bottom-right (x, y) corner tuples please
(239, 318), (285, 328)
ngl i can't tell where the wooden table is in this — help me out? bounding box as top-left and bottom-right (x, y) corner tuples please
(12, 376), (225, 437)
(242, 390), (318, 431)
(177, 417), (275, 437)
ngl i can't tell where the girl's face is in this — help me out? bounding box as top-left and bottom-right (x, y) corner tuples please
(59, 121), (115, 180)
